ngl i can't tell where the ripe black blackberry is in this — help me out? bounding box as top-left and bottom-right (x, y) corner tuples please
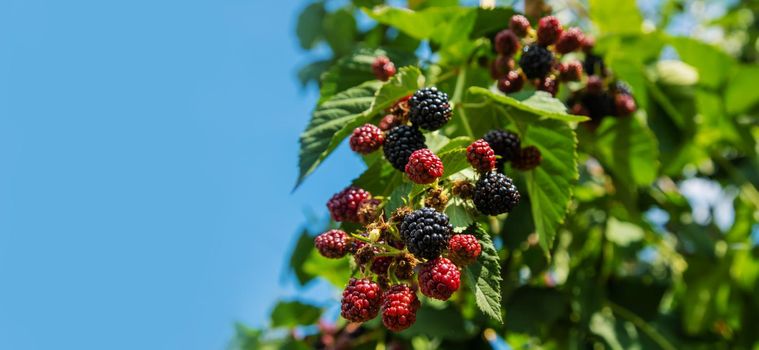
(519, 45), (554, 80)
(473, 171), (520, 215)
(483, 129), (521, 164)
(408, 87), (452, 131)
(383, 125), (426, 170)
(513, 146), (542, 171)
(341, 278), (382, 322)
(400, 207), (453, 260)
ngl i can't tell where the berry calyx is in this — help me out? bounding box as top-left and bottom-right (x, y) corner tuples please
(314, 229), (349, 259)
(497, 70), (525, 94)
(349, 124), (385, 154)
(448, 234), (482, 266)
(558, 61), (583, 82)
(451, 179), (475, 199)
(466, 139), (497, 172)
(509, 15), (530, 37)
(418, 257), (460, 300)
(383, 125), (426, 171)
(519, 45), (554, 79)
(408, 87), (452, 131)
(400, 207), (453, 260)
(393, 254), (417, 280)
(381, 284), (420, 332)
(341, 278), (382, 322)
(494, 29), (520, 57)
(483, 129), (521, 164)
(473, 171), (521, 215)
(513, 146), (542, 171)
(424, 187), (449, 212)
(555, 27), (584, 54)
(405, 148), (444, 184)
(327, 186), (373, 222)
(372, 56), (396, 81)
(537, 16), (563, 46)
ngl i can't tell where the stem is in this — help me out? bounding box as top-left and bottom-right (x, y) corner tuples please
(452, 65), (474, 138)
(606, 301), (677, 350)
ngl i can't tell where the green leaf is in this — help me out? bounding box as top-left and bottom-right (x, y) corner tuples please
(302, 248), (351, 288)
(725, 64), (759, 115)
(438, 147), (469, 178)
(523, 118), (579, 252)
(445, 196), (474, 233)
(589, 0), (642, 35)
(386, 181), (412, 216)
(606, 217), (644, 247)
(465, 87), (589, 123)
(270, 301), (322, 328)
(400, 302), (473, 340)
(290, 230), (316, 285)
(465, 224), (503, 323)
(470, 7), (515, 39)
(589, 117), (659, 188)
(297, 60), (332, 87)
(504, 287), (568, 334)
(319, 49), (417, 104)
(297, 66), (424, 188)
(323, 8), (357, 56)
(296, 2), (326, 50)
(668, 36), (735, 90)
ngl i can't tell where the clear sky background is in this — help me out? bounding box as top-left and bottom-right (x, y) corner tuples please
(0, 0), (364, 349)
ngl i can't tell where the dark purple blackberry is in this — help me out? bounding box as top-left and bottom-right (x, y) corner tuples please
(408, 87), (452, 131)
(473, 171), (520, 215)
(383, 125), (426, 170)
(581, 93), (615, 120)
(519, 45), (554, 79)
(583, 53), (607, 77)
(483, 129), (521, 164)
(399, 207), (453, 260)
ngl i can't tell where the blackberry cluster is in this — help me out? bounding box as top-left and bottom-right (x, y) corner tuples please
(473, 171), (521, 215)
(408, 87), (452, 131)
(405, 148), (444, 184)
(418, 257), (461, 300)
(400, 207), (453, 260)
(327, 186), (373, 223)
(383, 125), (426, 170)
(314, 230), (349, 259)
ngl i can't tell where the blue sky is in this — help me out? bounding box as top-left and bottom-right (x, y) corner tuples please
(0, 0), (364, 349)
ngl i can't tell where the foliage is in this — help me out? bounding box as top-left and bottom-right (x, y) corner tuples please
(238, 0), (759, 349)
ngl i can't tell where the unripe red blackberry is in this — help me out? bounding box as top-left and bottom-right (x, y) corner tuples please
(372, 56), (396, 81)
(341, 278), (382, 322)
(586, 75), (604, 95)
(383, 125), (426, 170)
(378, 114), (400, 131)
(448, 234), (481, 266)
(327, 186), (373, 222)
(537, 16), (563, 46)
(490, 55), (515, 80)
(350, 124), (385, 154)
(483, 129), (521, 163)
(400, 207), (453, 260)
(509, 14), (530, 37)
(581, 35), (596, 53)
(497, 70), (525, 94)
(381, 284), (420, 332)
(405, 148), (444, 184)
(555, 27), (584, 54)
(537, 76), (558, 97)
(466, 139), (496, 172)
(371, 256), (393, 275)
(494, 30), (520, 57)
(418, 257), (460, 300)
(614, 93), (636, 116)
(519, 45), (554, 79)
(408, 87), (452, 131)
(558, 61), (583, 82)
(513, 146), (542, 171)
(473, 171), (520, 215)
(314, 229), (349, 259)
